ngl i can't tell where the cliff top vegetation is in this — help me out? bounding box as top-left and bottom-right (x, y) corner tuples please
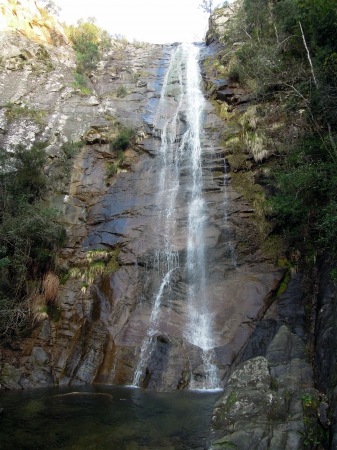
(208, 0), (337, 265)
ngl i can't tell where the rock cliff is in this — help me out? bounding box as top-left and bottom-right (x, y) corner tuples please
(1, 0), (334, 447)
(0, 0), (287, 394)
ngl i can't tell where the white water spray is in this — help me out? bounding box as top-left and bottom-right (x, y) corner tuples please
(181, 44), (220, 389)
(133, 43), (222, 390)
(133, 46), (184, 386)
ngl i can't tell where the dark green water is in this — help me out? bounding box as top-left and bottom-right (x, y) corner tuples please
(0, 385), (221, 450)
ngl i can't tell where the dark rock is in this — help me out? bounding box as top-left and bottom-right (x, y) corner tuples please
(315, 261), (337, 448)
(241, 319), (278, 362)
(210, 271), (318, 449)
(319, 401), (330, 428)
(216, 88), (235, 102)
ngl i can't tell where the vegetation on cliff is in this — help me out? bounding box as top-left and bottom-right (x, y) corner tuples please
(64, 18), (112, 93)
(209, 0), (337, 263)
(0, 144), (65, 337)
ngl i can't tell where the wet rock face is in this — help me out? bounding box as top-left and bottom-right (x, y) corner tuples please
(209, 274), (321, 449)
(0, 25), (284, 391)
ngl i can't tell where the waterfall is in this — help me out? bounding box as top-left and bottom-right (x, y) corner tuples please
(133, 43), (222, 390)
(133, 45), (183, 386)
(182, 44), (220, 390)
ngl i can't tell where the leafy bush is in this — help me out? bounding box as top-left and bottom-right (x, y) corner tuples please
(0, 144), (65, 337)
(71, 73), (92, 94)
(65, 18), (111, 72)
(65, 18), (112, 93)
(109, 127), (135, 153)
(106, 163), (118, 178)
(116, 86), (128, 98)
(60, 141), (83, 164)
(266, 135), (337, 254)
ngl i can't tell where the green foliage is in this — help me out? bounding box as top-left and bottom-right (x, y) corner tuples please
(66, 17), (111, 72)
(59, 140), (82, 172)
(276, 270), (291, 297)
(60, 272), (70, 285)
(1, 143), (48, 198)
(109, 127), (135, 153)
(47, 304), (61, 322)
(68, 248), (120, 287)
(105, 127), (135, 179)
(71, 73), (92, 95)
(215, 0), (337, 264)
(106, 163), (118, 178)
(330, 269), (337, 283)
(59, 141), (83, 166)
(266, 134), (337, 254)
(116, 85), (128, 98)
(301, 393), (315, 408)
(65, 18), (111, 93)
(261, 235), (285, 261)
(0, 143), (65, 337)
(5, 103), (46, 125)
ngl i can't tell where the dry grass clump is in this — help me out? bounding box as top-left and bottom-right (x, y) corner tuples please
(68, 248), (121, 291)
(42, 272), (59, 303)
(29, 272), (60, 324)
(246, 133), (269, 162)
(31, 294), (48, 323)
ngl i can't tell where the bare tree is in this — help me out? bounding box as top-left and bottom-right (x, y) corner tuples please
(40, 0), (61, 16)
(199, 0), (214, 14)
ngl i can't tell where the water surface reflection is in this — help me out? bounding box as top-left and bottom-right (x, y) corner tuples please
(0, 385), (221, 449)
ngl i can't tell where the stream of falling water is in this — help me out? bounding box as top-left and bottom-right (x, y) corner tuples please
(133, 45), (184, 386)
(182, 44), (220, 390)
(133, 43), (221, 390)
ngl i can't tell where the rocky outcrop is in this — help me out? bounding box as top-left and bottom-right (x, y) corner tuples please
(0, 0), (69, 46)
(210, 274), (321, 449)
(2, 1), (336, 447)
(205, 3), (237, 46)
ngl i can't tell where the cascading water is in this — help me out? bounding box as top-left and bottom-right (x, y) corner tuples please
(181, 44), (220, 389)
(133, 46), (184, 386)
(133, 43), (222, 390)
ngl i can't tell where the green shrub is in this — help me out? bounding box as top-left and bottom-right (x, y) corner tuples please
(65, 18), (112, 95)
(5, 103), (46, 125)
(228, 65), (241, 83)
(109, 127), (135, 153)
(265, 135), (337, 255)
(71, 73), (92, 94)
(116, 86), (128, 98)
(106, 163), (118, 178)
(73, 72), (87, 87)
(65, 18), (110, 73)
(0, 143), (65, 337)
(60, 141), (82, 167)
